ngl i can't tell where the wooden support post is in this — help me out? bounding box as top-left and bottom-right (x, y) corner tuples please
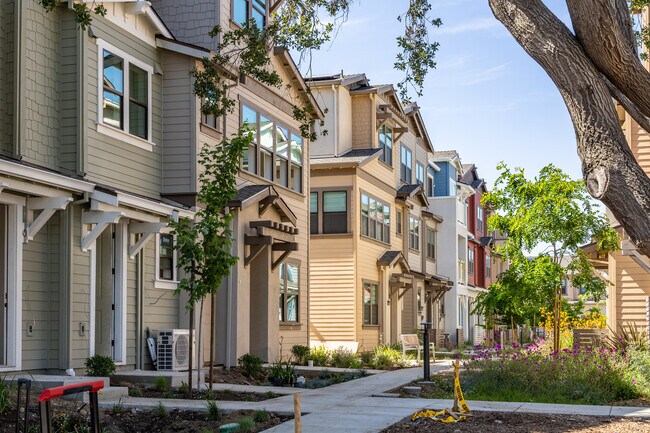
(294, 394), (302, 433)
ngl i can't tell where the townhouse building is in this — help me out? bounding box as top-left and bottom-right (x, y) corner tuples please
(153, 0), (322, 365)
(0, 1), (194, 373)
(306, 73), (451, 351)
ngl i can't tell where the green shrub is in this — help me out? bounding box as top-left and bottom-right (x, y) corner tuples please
(154, 376), (169, 392)
(206, 400), (221, 421)
(366, 345), (404, 369)
(128, 386), (142, 397)
(608, 323), (649, 352)
(238, 353), (264, 379)
(178, 381), (190, 394)
(307, 346), (330, 366)
(0, 378), (13, 414)
(84, 354), (116, 377)
(153, 402), (169, 418)
(330, 348), (362, 369)
(291, 344), (310, 365)
(253, 409), (270, 423)
(267, 361), (296, 387)
(626, 348), (650, 396)
(238, 417), (255, 432)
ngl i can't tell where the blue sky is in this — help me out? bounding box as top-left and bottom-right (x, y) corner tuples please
(298, 0), (581, 188)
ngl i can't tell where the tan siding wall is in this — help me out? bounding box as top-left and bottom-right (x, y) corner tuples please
(629, 119), (650, 176)
(309, 236), (356, 343)
(614, 250), (650, 329)
(351, 96), (373, 149)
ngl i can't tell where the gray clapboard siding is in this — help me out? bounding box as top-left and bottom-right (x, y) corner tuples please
(0, 0), (14, 157)
(71, 206), (92, 369)
(59, 10), (79, 174)
(150, 0), (218, 51)
(22, 1), (61, 170)
(84, 19), (163, 199)
(162, 51), (195, 195)
(22, 218), (61, 370)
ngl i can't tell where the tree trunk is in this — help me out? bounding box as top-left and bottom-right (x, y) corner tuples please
(209, 292), (215, 387)
(489, 0), (650, 257)
(553, 288), (561, 353)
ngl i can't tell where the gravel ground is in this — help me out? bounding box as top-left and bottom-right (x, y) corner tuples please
(382, 412), (650, 433)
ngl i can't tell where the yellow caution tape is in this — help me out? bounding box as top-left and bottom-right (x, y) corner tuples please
(412, 363), (470, 423)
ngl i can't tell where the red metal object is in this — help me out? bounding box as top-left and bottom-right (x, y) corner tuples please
(37, 380), (104, 402)
(38, 380), (104, 433)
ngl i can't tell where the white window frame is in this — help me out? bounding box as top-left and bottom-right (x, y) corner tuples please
(154, 232), (179, 290)
(96, 39), (155, 152)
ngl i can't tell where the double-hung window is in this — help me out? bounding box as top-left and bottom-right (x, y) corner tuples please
(378, 125), (393, 165)
(322, 191), (347, 234)
(279, 262), (299, 323)
(409, 216), (420, 251)
(155, 233), (178, 289)
(486, 254), (491, 278)
(240, 104), (302, 192)
(396, 209), (403, 235)
(361, 193), (390, 243)
(233, 0), (267, 28)
(363, 282), (379, 326)
(426, 228), (436, 260)
(400, 145), (412, 183)
(416, 163), (425, 187)
(477, 206), (484, 233)
(310, 192), (318, 235)
(100, 42), (153, 145)
(468, 248), (475, 275)
(426, 166), (435, 197)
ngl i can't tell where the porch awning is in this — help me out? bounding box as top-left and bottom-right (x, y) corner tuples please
(244, 220), (299, 270)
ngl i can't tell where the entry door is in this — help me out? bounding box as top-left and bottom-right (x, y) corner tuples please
(0, 205), (6, 365)
(95, 226), (115, 358)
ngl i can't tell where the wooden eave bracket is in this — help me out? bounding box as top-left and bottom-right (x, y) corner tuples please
(622, 240), (650, 274)
(26, 196), (73, 241)
(128, 222), (168, 259)
(271, 243), (298, 271)
(81, 210), (124, 251)
(259, 195), (279, 218)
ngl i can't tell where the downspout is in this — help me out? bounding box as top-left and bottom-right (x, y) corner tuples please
(225, 208), (237, 369)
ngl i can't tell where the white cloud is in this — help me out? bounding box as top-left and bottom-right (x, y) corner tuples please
(437, 17), (501, 35)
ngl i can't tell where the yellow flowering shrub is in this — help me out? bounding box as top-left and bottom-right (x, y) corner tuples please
(539, 308), (607, 330)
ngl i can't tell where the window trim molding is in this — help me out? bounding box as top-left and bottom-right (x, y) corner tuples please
(400, 144), (413, 183)
(310, 187), (352, 235)
(361, 279), (380, 327)
(426, 227), (436, 260)
(96, 39), (154, 150)
(154, 232), (179, 290)
(360, 189), (391, 244)
(408, 215), (420, 252)
(279, 258), (301, 324)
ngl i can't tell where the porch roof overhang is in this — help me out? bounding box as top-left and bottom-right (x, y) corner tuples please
(228, 185), (298, 227)
(396, 184), (429, 208)
(422, 210), (443, 223)
(377, 250), (411, 272)
(244, 220), (299, 270)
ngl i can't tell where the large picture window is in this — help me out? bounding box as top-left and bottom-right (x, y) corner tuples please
(409, 216), (420, 251)
(378, 125), (393, 166)
(401, 145), (412, 183)
(233, 0), (267, 28)
(363, 282), (379, 326)
(100, 43), (152, 142)
(361, 193), (390, 243)
(241, 103), (302, 192)
(279, 262), (299, 322)
(323, 191), (347, 234)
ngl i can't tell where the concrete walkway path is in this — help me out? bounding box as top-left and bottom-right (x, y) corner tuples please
(99, 360), (650, 433)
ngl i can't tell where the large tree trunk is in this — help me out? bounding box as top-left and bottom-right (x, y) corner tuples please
(489, 0), (650, 257)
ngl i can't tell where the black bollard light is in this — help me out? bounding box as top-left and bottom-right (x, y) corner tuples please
(421, 321), (432, 381)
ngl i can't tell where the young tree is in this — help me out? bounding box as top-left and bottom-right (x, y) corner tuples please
(476, 163), (619, 352)
(489, 0), (650, 257)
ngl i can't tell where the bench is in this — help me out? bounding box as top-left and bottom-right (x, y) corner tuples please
(400, 334), (435, 363)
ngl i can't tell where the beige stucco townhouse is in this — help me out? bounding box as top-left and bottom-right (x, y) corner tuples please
(306, 73), (451, 351)
(153, 0), (323, 365)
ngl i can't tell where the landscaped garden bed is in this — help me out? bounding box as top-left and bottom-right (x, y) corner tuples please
(125, 382), (281, 402)
(392, 340), (650, 406)
(290, 343), (417, 370)
(382, 412), (650, 433)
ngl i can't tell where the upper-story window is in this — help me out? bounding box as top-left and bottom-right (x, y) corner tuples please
(468, 248), (475, 274)
(323, 191), (348, 234)
(310, 192), (318, 235)
(241, 104), (302, 192)
(379, 125), (393, 166)
(486, 254), (491, 278)
(416, 163), (425, 187)
(396, 209), (403, 235)
(400, 145), (412, 183)
(426, 228), (436, 260)
(361, 193), (390, 243)
(99, 41), (153, 146)
(233, 0), (267, 28)
(426, 166), (435, 197)
(409, 216), (420, 251)
(477, 206), (483, 233)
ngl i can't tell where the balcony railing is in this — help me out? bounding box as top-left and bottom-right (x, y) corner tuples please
(458, 259), (467, 285)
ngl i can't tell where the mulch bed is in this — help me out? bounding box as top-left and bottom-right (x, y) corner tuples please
(130, 387), (280, 402)
(383, 412), (650, 433)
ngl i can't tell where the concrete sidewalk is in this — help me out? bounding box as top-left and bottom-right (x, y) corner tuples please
(98, 361), (650, 433)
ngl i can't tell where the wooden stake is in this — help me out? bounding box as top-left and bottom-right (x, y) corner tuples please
(294, 394), (302, 433)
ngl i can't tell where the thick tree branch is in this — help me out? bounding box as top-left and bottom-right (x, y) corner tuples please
(567, 0), (650, 121)
(601, 72), (650, 133)
(489, 0), (650, 256)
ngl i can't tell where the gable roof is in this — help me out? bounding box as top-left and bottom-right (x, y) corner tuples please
(404, 103), (435, 153)
(273, 47), (324, 121)
(377, 251), (411, 272)
(396, 184), (429, 207)
(228, 184), (297, 226)
(305, 73), (370, 89)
